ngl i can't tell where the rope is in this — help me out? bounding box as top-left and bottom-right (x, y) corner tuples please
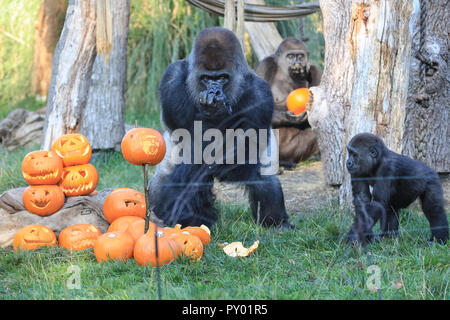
(185, 0), (321, 22)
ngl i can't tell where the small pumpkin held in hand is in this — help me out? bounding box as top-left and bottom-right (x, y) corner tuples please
(51, 133), (92, 166)
(22, 150), (63, 185)
(107, 216), (144, 233)
(94, 231), (135, 262)
(103, 188), (146, 223)
(59, 224), (102, 251)
(13, 225), (57, 251)
(121, 128), (166, 166)
(22, 185), (65, 216)
(286, 88), (310, 115)
(134, 230), (182, 267)
(60, 164), (98, 196)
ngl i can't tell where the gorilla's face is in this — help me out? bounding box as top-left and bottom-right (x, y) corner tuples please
(198, 70), (232, 115)
(346, 143), (379, 177)
(283, 49), (309, 79)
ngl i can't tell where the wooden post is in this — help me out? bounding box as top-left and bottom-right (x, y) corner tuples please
(224, 0), (235, 31)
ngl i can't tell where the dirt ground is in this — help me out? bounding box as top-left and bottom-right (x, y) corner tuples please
(214, 161), (450, 213)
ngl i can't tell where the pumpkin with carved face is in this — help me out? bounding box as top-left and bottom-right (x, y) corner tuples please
(51, 133), (92, 166)
(59, 224), (102, 251)
(22, 150), (63, 185)
(60, 164), (98, 196)
(134, 230), (182, 267)
(13, 225), (57, 251)
(22, 185), (65, 216)
(121, 128), (166, 166)
(103, 188), (146, 223)
(171, 231), (204, 261)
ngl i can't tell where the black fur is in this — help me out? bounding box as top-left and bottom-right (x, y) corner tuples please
(152, 27), (291, 229)
(346, 133), (449, 245)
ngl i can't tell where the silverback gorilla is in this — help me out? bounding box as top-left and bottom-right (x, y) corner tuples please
(149, 27), (292, 229)
(346, 133), (449, 245)
(256, 38), (322, 169)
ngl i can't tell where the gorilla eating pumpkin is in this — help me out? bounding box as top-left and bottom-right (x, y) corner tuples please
(149, 27), (292, 229)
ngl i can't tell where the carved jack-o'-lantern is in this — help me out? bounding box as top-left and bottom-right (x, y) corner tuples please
(103, 188), (146, 223)
(133, 230), (182, 267)
(13, 225), (57, 251)
(94, 231), (135, 262)
(60, 164), (98, 196)
(22, 150), (63, 185)
(171, 231), (204, 261)
(121, 128), (166, 166)
(22, 185), (65, 216)
(51, 133), (92, 166)
(58, 224), (102, 251)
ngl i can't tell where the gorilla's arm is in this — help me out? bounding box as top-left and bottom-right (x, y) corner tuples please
(307, 64), (322, 87)
(255, 56), (277, 85)
(159, 60), (197, 131)
(272, 109), (309, 129)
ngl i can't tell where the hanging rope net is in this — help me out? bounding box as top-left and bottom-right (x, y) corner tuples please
(185, 0), (320, 22)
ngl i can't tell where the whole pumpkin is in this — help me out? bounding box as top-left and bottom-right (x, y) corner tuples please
(22, 150), (63, 185)
(58, 224), (102, 251)
(107, 216), (144, 233)
(103, 188), (146, 223)
(121, 128), (166, 166)
(94, 231), (135, 262)
(170, 231), (204, 261)
(13, 225), (57, 251)
(60, 164), (98, 196)
(22, 185), (65, 216)
(51, 133), (92, 166)
(134, 230), (182, 267)
(286, 88), (310, 115)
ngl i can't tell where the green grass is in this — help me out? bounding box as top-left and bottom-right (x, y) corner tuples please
(0, 145), (448, 300)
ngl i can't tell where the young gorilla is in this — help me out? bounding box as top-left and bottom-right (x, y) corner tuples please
(149, 27), (292, 229)
(346, 133), (449, 245)
(255, 38), (322, 169)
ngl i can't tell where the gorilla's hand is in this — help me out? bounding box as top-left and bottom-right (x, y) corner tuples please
(286, 110), (308, 125)
(272, 108), (309, 129)
(199, 78), (232, 116)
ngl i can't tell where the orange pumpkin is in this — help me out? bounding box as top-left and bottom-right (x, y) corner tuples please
(103, 188), (146, 223)
(60, 164), (98, 196)
(13, 225), (57, 251)
(170, 232), (203, 261)
(51, 133), (92, 166)
(134, 230), (182, 267)
(22, 185), (65, 216)
(121, 128), (166, 166)
(286, 88), (310, 115)
(125, 219), (166, 242)
(93, 231), (135, 262)
(180, 225), (211, 245)
(58, 224), (102, 251)
(22, 150), (63, 185)
(107, 216), (144, 233)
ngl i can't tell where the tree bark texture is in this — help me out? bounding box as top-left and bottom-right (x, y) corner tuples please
(308, 0), (419, 205)
(403, 0), (449, 173)
(31, 0), (68, 97)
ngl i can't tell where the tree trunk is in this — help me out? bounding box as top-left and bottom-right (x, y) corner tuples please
(42, 0), (129, 151)
(31, 0), (68, 97)
(244, 0), (283, 61)
(81, 0), (129, 151)
(403, 0), (449, 173)
(308, 0), (419, 205)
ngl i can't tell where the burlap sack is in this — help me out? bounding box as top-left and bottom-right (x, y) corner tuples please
(0, 187), (112, 248)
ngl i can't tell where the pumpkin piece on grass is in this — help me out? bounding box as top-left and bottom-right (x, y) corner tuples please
(103, 188), (146, 223)
(170, 232), (203, 261)
(286, 88), (310, 115)
(22, 150), (63, 185)
(134, 230), (182, 267)
(60, 164), (98, 196)
(94, 231), (135, 262)
(13, 225), (57, 251)
(179, 225), (211, 245)
(222, 240), (259, 257)
(121, 128), (166, 166)
(59, 224), (102, 251)
(51, 133), (92, 166)
(22, 185), (65, 216)
(107, 216), (144, 233)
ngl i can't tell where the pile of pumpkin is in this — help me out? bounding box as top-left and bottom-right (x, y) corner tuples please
(14, 128), (211, 267)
